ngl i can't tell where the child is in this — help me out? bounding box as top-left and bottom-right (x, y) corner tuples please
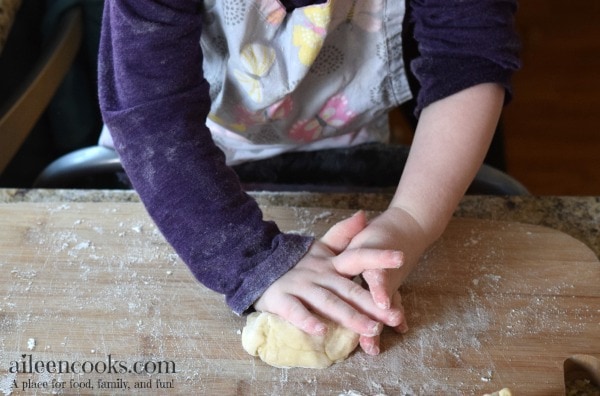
(98, 0), (520, 356)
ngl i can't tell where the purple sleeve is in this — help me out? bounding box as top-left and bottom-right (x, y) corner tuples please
(409, 0), (521, 113)
(97, 0), (313, 314)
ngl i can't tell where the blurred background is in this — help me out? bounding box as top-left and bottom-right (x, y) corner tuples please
(502, 0), (600, 195)
(1, 0), (599, 195)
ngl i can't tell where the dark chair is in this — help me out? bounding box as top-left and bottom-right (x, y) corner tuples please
(34, 144), (529, 195)
(0, 6), (83, 175)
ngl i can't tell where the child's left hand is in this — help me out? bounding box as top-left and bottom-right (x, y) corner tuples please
(345, 207), (431, 349)
(253, 211), (407, 355)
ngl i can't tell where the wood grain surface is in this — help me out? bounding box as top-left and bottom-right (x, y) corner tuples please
(0, 202), (598, 395)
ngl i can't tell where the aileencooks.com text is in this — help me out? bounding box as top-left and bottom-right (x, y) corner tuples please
(8, 354), (176, 375)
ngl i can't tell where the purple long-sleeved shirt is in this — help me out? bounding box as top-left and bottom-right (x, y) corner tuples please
(98, 0), (520, 314)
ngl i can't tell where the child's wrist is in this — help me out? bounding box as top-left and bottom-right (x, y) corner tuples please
(383, 206), (435, 249)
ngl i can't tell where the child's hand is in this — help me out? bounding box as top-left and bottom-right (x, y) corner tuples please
(253, 211), (406, 355)
(346, 207), (430, 336)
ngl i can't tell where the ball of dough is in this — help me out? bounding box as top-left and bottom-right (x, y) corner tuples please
(241, 311), (360, 369)
(483, 389), (512, 396)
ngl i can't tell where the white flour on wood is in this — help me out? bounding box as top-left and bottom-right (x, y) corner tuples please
(0, 204), (596, 395)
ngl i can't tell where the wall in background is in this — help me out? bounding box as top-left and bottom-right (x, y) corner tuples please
(503, 1), (600, 195)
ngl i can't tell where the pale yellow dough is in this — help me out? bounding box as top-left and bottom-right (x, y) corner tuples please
(241, 311), (360, 369)
(483, 388), (512, 396)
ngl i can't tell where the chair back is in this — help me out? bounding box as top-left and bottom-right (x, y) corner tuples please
(0, 6), (82, 174)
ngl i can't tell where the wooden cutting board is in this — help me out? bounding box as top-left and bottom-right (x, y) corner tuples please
(0, 202), (598, 395)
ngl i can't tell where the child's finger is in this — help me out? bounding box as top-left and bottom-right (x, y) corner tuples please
(301, 287), (384, 337)
(315, 272), (404, 329)
(256, 276), (383, 338)
(319, 211), (367, 254)
(390, 291), (409, 334)
(362, 269), (392, 309)
(331, 248), (403, 277)
(259, 295), (329, 336)
(359, 334), (381, 355)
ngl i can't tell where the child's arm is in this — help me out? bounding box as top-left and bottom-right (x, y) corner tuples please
(342, 0), (522, 353)
(352, 82), (505, 307)
(98, 1), (313, 315)
(98, 0), (403, 343)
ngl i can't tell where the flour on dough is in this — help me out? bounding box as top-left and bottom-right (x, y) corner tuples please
(241, 311), (359, 369)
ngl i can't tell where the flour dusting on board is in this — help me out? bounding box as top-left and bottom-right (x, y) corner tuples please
(0, 204), (216, 393)
(333, 284), (496, 395)
(286, 207), (334, 236)
(0, 204), (597, 395)
(0, 372), (16, 396)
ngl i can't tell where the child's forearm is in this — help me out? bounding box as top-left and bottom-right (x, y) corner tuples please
(98, 0), (314, 315)
(390, 83), (505, 247)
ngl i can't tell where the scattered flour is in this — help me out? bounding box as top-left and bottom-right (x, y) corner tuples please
(0, 372), (16, 396)
(0, 204), (596, 395)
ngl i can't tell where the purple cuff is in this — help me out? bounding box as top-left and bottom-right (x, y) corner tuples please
(409, 0), (521, 113)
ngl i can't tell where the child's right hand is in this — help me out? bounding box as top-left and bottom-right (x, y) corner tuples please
(253, 211), (406, 354)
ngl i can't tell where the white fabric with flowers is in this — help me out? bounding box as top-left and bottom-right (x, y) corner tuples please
(200, 0), (412, 165)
